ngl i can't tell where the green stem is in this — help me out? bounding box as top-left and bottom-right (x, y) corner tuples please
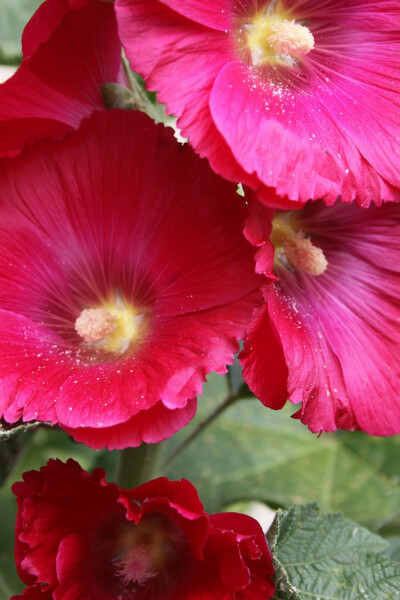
(117, 443), (161, 489)
(121, 55), (161, 120)
(162, 392), (239, 470)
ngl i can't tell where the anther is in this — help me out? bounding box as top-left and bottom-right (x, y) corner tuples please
(269, 19), (314, 57)
(75, 308), (117, 343)
(246, 13), (314, 67)
(75, 299), (146, 354)
(283, 232), (327, 276)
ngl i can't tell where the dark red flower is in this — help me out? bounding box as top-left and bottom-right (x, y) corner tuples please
(0, 109), (262, 449)
(115, 0), (400, 207)
(12, 459), (275, 600)
(240, 199), (400, 435)
(0, 0), (122, 158)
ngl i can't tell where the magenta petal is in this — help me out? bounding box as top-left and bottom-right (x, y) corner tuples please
(22, 0), (90, 57)
(160, 0), (231, 31)
(65, 399), (197, 450)
(115, 0), (261, 190)
(210, 61), (397, 205)
(317, 69), (400, 192)
(0, 118), (72, 158)
(0, 311), (75, 424)
(240, 302), (288, 411)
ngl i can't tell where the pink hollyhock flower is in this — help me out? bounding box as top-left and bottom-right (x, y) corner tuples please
(0, 109), (262, 449)
(11, 459), (275, 599)
(115, 0), (400, 208)
(0, 0), (123, 158)
(240, 199), (400, 436)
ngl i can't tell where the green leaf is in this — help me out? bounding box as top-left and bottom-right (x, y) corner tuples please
(163, 375), (400, 529)
(386, 538), (400, 562)
(267, 508), (301, 600)
(0, 0), (43, 64)
(378, 515), (400, 561)
(269, 504), (400, 600)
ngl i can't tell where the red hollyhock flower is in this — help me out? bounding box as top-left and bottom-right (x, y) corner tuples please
(0, 0), (122, 158)
(11, 459), (275, 599)
(240, 199), (400, 435)
(115, 0), (400, 208)
(0, 109), (262, 449)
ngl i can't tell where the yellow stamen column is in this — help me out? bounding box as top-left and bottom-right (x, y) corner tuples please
(75, 298), (146, 355)
(246, 12), (314, 67)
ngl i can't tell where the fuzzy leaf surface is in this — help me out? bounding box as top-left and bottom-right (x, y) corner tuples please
(269, 504), (400, 600)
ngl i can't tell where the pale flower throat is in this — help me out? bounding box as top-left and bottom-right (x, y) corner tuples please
(246, 7), (314, 67)
(75, 295), (146, 354)
(271, 214), (328, 277)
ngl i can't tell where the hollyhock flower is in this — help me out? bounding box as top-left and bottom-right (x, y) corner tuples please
(116, 0), (400, 207)
(240, 199), (400, 436)
(0, 0), (123, 158)
(0, 109), (262, 449)
(11, 459), (275, 599)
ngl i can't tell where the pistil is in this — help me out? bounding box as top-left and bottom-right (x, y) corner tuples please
(271, 214), (328, 276)
(283, 231), (328, 276)
(112, 513), (187, 593)
(246, 10), (314, 67)
(75, 295), (146, 354)
(269, 19), (314, 58)
(114, 545), (157, 587)
(75, 308), (117, 343)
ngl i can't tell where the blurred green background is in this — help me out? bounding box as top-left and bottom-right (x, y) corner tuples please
(0, 0), (42, 63)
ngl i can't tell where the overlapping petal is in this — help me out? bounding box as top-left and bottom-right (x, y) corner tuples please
(160, 0), (230, 31)
(0, 0), (122, 157)
(22, 0), (90, 56)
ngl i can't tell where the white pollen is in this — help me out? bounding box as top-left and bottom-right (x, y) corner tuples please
(75, 308), (117, 343)
(269, 19), (314, 57)
(283, 232), (328, 276)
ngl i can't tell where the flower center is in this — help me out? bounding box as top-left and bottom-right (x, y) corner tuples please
(112, 513), (189, 593)
(114, 544), (157, 587)
(245, 4), (314, 67)
(271, 213), (327, 276)
(75, 294), (147, 354)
